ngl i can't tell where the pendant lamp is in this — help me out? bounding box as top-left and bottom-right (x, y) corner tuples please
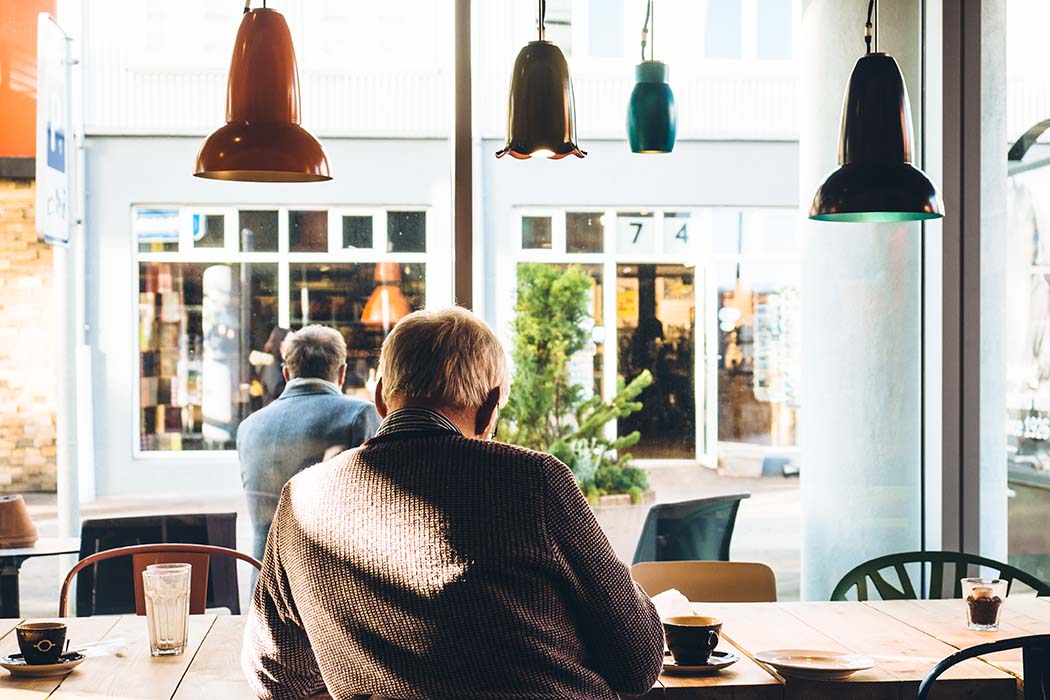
(809, 0), (943, 222)
(496, 0), (585, 159)
(195, 3), (331, 182)
(361, 263), (411, 331)
(627, 0), (677, 154)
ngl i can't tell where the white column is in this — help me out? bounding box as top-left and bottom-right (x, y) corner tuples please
(799, 0), (924, 600)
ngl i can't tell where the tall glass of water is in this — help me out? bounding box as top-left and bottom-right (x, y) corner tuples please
(142, 563), (191, 656)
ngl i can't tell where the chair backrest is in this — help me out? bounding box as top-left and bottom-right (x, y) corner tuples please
(917, 635), (1050, 700)
(631, 560), (777, 602)
(831, 550), (1050, 601)
(59, 543), (262, 617)
(632, 494), (750, 565)
(76, 513), (241, 615)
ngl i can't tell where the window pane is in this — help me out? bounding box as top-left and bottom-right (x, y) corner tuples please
(135, 208), (180, 253)
(588, 0), (623, 58)
(756, 0), (793, 60)
(387, 211), (426, 253)
(342, 216), (374, 250)
(193, 214), (225, 249)
(705, 0), (742, 59)
(239, 210), (279, 253)
(138, 261), (278, 451)
(289, 210), (328, 252)
(289, 263), (426, 396)
(616, 263), (695, 458)
(543, 0), (573, 55)
(617, 212), (657, 254)
(522, 216), (553, 249)
(567, 212), (604, 253)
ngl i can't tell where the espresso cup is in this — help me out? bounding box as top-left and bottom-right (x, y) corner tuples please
(16, 622), (67, 665)
(663, 615), (722, 666)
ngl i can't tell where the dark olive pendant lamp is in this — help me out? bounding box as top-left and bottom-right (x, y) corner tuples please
(627, 0), (677, 154)
(496, 0), (585, 159)
(809, 0), (943, 222)
(195, 2), (331, 182)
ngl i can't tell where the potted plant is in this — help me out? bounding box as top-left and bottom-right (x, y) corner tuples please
(501, 263), (654, 505)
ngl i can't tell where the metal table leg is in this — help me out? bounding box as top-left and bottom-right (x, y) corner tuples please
(0, 556), (24, 618)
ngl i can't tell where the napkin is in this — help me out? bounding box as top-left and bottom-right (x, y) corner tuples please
(650, 587), (693, 619)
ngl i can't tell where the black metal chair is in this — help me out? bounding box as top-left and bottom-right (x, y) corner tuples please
(917, 635), (1050, 700)
(830, 551), (1050, 602)
(631, 494), (750, 565)
(75, 513), (242, 615)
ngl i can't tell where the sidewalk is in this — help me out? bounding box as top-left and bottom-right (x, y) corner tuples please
(14, 467), (800, 617)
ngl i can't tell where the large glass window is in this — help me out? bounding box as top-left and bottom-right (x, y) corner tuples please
(134, 206), (429, 452)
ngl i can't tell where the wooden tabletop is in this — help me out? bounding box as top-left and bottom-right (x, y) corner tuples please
(0, 538), (81, 560)
(0, 598), (1044, 699)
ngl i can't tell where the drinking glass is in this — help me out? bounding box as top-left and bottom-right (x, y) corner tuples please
(961, 577), (1007, 631)
(142, 563), (191, 656)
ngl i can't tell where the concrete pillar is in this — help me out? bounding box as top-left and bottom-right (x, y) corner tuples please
(799, 0), (924, 600)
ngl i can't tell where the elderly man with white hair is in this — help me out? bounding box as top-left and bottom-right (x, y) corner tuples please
(243, 307), (664, 700)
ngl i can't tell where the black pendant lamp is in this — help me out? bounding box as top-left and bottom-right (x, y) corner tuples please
(496, 0), (585, 159)
(809, 0), (943, 222)
(195, 1), (331, 182)
(627, 0), (677, 154)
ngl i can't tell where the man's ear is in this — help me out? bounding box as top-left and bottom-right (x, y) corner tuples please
(374, 377), (388, 418)
(282, 366), (292, 383)
(474, 387), (501, 439)
(336, 363), (347, 388)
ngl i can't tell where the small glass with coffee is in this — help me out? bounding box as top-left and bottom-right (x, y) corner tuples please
(961, 578), (1007, 631)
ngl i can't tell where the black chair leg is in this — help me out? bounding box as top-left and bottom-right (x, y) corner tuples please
(1023, 644), (1050, 700)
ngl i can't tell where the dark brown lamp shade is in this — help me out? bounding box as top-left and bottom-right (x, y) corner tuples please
(496, 41), (585, 160)
(195, 9), (331, 182)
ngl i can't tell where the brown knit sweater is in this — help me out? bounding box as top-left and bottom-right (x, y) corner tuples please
(242, 428), (665, 700)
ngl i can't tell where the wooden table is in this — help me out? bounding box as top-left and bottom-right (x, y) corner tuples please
(0, 598), (1044, 698)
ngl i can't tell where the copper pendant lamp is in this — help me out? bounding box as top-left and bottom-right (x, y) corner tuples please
(195, 3), (331, 182)
(361, 263), (411, 331)
(496, 0), (585, 159)
(809, 0), (942, 222)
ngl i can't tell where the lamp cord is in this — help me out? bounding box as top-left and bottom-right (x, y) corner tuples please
(538, 0), (546, 41)
(641, 0), (654, 62)
(243, 0), (250, 14)
(864, 0), (876, 53)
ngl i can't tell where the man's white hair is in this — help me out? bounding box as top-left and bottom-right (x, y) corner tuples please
(379, 307), (509, 409)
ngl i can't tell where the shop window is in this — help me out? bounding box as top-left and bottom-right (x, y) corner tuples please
(756, 0), (793, 60)
(239, 210), (279, 253)
(135, 208), (180, 253)
(522, 216), (553, 249)
(289, 210), (328, 252)
(343, 215), (374, 249)
(705, 0), (742, 59)
(138, 261), (278, 451)
(616, 212), (656, 255)
(567, 212), (604, 253)
(387, 211), (426, 253)
(193, 214), (225, 249)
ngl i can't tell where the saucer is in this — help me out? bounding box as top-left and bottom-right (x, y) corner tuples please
(0, 652), (85, 678)
(753, 649), (875, 680)
(662, 649), (738, 675)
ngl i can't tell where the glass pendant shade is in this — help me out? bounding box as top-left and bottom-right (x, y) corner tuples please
(361, 286), (411, 328)
(496, 41), (585, 159)
(809, 52), (943, 222)
(195, 9), (331, 182)
(627, 61), (677, 154)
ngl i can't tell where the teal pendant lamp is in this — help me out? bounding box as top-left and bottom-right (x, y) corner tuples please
(496, 0), (585, 159)
(809, 0), (944, 222)
(627, 0), (677, 154)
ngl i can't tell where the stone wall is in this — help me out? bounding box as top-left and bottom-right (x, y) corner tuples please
(0, 178), (57, 491)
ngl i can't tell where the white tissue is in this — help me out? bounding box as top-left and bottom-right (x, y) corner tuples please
(650, 587), (694, 619)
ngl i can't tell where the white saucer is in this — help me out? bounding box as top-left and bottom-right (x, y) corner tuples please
(753, 649), (875, 680)
(662, 650), (739, 675)
(0, 652), (86, 678)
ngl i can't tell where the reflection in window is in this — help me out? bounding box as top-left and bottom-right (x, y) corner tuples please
(705, 0), (742, 59)
(239, 210), (279, 252)
(387, 211), (427, 253)
(135, 208), (180, 253)
(343, 216), (374, 249)
(290, 263), (426, 399)
(289, 211), (328, 252)
(617, 264), (695, 458)
(567, 212), (604, 253)
(522, 216), (553, 249)
(588, 0), (623, 58)
(138, 262), (278, 451)
(757, 0), (794, 60)
(542, 0), (573, 54)
(194, 214), (225, 249)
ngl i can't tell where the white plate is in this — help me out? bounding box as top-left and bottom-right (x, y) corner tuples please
(753, 649), (875, 681)
(662, 650), (738, 676)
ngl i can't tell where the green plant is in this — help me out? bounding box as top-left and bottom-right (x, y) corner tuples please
(502, 263), (652, 503)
